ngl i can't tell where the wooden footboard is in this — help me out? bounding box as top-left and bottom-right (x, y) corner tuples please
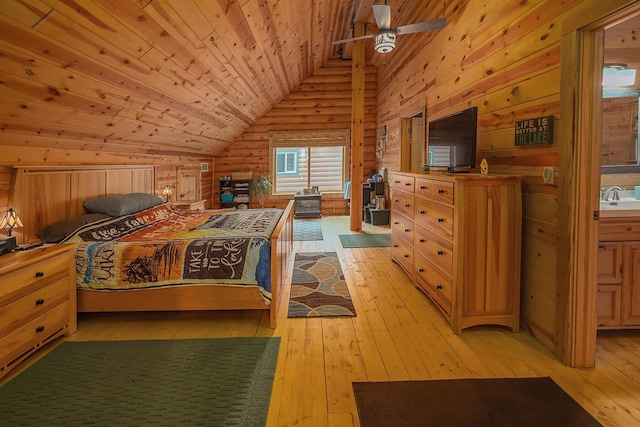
(269, 199), (295, 327)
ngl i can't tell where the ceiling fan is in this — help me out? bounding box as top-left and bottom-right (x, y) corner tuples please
(332, 3), (446, 54)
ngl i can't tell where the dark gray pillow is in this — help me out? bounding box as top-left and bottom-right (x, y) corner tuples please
(37, 213), (111, 243)
(83, 193), (165, 217)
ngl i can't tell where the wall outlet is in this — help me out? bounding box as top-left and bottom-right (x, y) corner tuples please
(543, 166), (554, 184)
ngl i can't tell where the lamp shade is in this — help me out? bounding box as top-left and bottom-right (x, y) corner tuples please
(0, 208), (23, 237)
(163, 185), (172, 202)
(374, 30), (397, 54)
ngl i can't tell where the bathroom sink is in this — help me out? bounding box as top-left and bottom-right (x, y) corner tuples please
(600, 199), (640, 210)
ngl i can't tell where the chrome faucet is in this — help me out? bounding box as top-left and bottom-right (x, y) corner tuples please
(602, 185), (625, 201)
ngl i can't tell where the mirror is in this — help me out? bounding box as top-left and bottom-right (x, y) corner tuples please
(601, 15), (640, 174)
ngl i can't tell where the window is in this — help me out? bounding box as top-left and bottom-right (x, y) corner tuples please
(269, 130), (350, 195)
(276, 150), (298, 174)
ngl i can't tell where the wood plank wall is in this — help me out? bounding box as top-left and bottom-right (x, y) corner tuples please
(0, 166), (12, 215)
(215, 59), (377, 214)
(371, 0), (609, 352)
(601, 97), (638, 166)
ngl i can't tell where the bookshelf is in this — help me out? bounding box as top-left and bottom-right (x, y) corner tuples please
(219, 179), (251, 209)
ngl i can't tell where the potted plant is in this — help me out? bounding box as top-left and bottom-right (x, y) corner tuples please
(251, 171), (272, 208)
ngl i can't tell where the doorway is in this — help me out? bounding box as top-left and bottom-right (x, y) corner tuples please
(558, 0), (640, 367)
(400, 109), (426, 172)
(595, 11), (640, 349)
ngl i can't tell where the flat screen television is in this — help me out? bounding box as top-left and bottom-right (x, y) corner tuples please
(426, 106), (478, 173)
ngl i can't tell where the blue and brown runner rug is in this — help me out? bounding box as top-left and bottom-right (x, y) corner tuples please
(288, 252), (356, 318)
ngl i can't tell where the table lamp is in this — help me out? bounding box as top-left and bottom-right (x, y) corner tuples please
(0, 208), (23, 237)
(163, 185), (173, 202)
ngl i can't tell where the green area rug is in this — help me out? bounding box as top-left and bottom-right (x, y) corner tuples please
(293, 219), (324, 241)
(339, 233), (390, 248)
(288, 252), (356, 318)
(0, 338), (280, 426)
(353, 377), (601, 426)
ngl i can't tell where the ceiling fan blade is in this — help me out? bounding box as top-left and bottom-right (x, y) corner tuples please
(372, 4), (391, 29)
(332, 34), (376, 45)
(396, 18), (447, 35)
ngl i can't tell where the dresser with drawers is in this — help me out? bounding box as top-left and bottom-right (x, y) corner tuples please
(390, 171), (522, 333)
(0, 244), (77, 379)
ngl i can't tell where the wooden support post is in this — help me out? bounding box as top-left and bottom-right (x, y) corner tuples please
(350, 22), (365, 232)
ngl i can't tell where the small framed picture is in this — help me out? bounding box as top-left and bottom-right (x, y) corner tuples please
(200, 163), (208, 172)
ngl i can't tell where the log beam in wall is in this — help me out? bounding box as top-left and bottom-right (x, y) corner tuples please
(350, 22), (365, 232)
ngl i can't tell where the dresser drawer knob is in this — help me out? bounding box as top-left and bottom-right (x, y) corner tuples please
(419, 239), (425, 243)
(394, 221), (399, 225)
(36, 326), (45, 333)
(420, 186), (426, 190)
(404, 254), (410, 258)
(404, 229), (409, 232)
(394, 199), (399, 203)
(405, 204), (410, 208)
(395, 180), (401, 184)
(599, 244), (606, 249)
(419, 268), (424, 273)
(438, 189), (444, 194)
(35, 298), (45, 306)
(35, 271), (45, 278)
(405, 182), (411, 186)
(438, 218), (444, 223)
(420, 210), (425, 215)
(393, 244), (398, 248)
(437, 284), (443, 290)
(437, 250), (444, 256)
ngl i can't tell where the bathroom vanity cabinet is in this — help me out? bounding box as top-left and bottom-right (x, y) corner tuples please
(597, 217), (640, 328)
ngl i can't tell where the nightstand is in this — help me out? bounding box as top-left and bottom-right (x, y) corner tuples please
(0, 244), (77, 379)
(171, 199), (207, 210)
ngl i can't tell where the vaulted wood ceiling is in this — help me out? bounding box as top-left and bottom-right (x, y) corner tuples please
(3, 1), (637, 161)
(0, 0), (451, 159)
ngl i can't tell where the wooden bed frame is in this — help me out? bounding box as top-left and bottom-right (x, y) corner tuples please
(10, 166), (294, 327)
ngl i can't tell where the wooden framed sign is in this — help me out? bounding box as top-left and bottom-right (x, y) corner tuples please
(515, 116), (554, 146)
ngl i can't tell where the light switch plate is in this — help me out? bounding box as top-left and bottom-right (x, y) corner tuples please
(543, 166), (554, 184)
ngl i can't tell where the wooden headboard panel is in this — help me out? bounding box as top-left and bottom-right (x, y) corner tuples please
(9, 165), (154, 244)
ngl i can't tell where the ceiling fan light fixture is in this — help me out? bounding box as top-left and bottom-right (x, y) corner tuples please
(374, 30), (397, 54)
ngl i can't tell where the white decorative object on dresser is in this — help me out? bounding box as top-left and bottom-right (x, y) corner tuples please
(390, 171), (522, 334)
(0, 244), (77, 379)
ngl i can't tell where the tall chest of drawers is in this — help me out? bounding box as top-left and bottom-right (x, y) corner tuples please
(0, 244), (77, 379)
(390, 171), (522, 333)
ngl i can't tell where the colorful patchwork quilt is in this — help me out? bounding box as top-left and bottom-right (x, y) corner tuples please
(65, 205), (284, 300)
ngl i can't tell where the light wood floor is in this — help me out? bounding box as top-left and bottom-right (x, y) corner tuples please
(3, 216), (640, 426)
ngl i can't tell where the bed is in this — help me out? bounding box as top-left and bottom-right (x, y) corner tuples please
(9, 166), (294, 327)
